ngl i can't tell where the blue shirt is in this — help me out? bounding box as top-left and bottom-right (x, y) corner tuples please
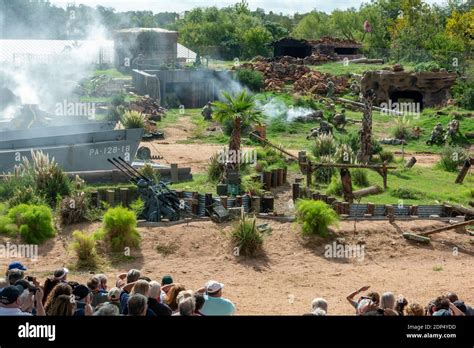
(201, 295), (236, 316)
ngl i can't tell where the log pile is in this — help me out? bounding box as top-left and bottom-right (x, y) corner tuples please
(238, 57), (347, 95)
(129, 95), (167, 120)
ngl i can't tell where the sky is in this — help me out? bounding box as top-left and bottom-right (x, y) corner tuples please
(48, 0), (449, 14)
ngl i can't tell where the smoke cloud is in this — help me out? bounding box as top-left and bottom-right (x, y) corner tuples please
(256, 97), (314, 122)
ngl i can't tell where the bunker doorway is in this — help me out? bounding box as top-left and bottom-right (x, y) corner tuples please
(390, 90), (424, 111)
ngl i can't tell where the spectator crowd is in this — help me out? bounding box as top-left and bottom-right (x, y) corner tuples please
(1, 261), (472, 316)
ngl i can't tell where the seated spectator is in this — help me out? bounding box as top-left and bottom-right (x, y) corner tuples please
(148, 281), (172, 316)
(7, 269), (24, 285)
(93, 303), (120, 316)
(194, 292), (206, 316)
(406, 303), (425, 316)
(42, 268), (69, 305)
(72, 285), (93, 316)
(160, 275), (174, 302)
(123, 280), (156, 316)
(198, 280), (236, 316)
(176, 296), (196, 316)
(104, 287), (122, 314)
(6, 261), (27, 274)
(165, 283), (186, 313)
(0, 284), (45, 316)
(48, 294), (75, 316)
(364, 292), (398, 316)
(346, 285), (380, 315)
(310, 298), (328, 316)
(44, 283), (73, 316)
(118, 269), (141, 313)
(446, 292), (474, 316)
(87, 276), (108, 307)
(395, 295), (408, 316)
(96, 274), (108, 292)
(127, 294), (148, 316)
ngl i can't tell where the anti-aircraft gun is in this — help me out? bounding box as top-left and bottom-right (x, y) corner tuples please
(107, 157), (190, 222)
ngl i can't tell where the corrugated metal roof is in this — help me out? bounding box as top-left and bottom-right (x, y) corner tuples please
(0, 39), (196, 64)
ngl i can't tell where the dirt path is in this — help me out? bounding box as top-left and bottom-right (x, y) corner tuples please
(3, 219), (472, 315)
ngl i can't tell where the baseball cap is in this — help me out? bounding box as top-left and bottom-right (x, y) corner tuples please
(8, 261), (27, 271)
(108, 287), (121, 301)
(73, 285), (91, 301)
(161, 275), (173, 285)
(0, 285), (22, 305)
(205, 280), (224, 294)
(53, 267), (69, 280)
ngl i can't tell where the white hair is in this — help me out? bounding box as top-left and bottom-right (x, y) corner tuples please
(178, 296), (196, 316)
(149, 281), (161, 299)
(312, 308), (327, 316)
(94, 303), (119, 316)
(380, 292), (395, 310)
(176, 290), (194, 304)
(311, 298), (328, 312)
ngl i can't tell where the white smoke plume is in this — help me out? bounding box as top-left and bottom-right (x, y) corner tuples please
(256, 97), (315, 122)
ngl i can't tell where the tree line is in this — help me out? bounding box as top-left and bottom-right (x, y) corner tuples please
(0, 0), (472, 63)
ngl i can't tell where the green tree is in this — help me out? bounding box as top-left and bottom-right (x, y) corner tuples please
(241, 26), (272, 58)
(212, 90), (261, 178)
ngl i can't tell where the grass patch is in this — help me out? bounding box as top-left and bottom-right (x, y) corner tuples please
(156, 242), (179, 257)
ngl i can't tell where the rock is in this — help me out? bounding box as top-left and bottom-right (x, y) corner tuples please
(392, 64), (404, 72)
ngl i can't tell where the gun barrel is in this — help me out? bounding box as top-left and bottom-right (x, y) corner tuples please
(107, 158), (139, 184)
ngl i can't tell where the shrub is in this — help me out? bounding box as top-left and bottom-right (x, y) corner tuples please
(14, 151), (71, 207)
(8, 204), (55, 244)
(311, 134), (337, 157)
(414, 61), (440, 72)
(0, 215), (18, 236)
(231, 215), (266, 257)
(95, 207), (140, 251)
(379, 150), (394, 163)
(314, 155), (336, 184)
(295, 200), (339, 237)
(334, 144), (356, 164)
(391, 188), (425, 200)
(241, 176), (264, 196)
(70, 230), (99, 269)
(60, 193), (87, 226)
(207, 153), (225, 182)
(122, 110), (145, 129)
(326, 175), (344, 196)
(452, 79), (474, 110)
(437, 145), (469, 172)
(111, 93), (126, 107)
(130, 198), (145, 220)
(235, 68), (264, 91)
(392, 116), (411, 140)
(352, 169), (370, 187)
(139, 164), (160, 183)
(8, 187), (46, 207)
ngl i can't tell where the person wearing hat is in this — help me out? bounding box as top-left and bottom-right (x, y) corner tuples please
(197, 280), (235, 316)
(0, 284), (45, 316)
(7, 261), (27, 273)
(103, 287), (122, 314)
(42, 267), (69, 305)
(72, 284), (93, 316)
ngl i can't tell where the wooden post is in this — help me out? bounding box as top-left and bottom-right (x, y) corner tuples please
(90, 191), (99, 208)
(353, 186), (381, 198)
(455, 159), (471, 184)
(292, 183), (300, 201)
(263, 171), (272, 190)
(205, 193), (213, 216)
(367, 203), (375, 216)
(342, 202), (350, 215)
(192, 192), (199, 215)
(340, 168), (354, 203)
(106, 189), (115, 207)
(251, 196), (261, 213)
(220, 196), (228, 209)
(235, 195), (243, 207)
(385, 205), (394, 222)
(306, 161), (313, 187)
(382, 163), (388, 189)
(263, 194), (274, 212)
(119, 188), (129, 207)
(283, 167), (288, 184)
(271, 169), (278, 187)
(410, 205), (418, 216)
(406, 157), (417, 169)
(170, 163), (179, 183)
(277, 168), (284, 186)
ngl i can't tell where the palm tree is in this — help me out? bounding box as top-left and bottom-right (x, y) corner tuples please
(213, 90), (261, 179)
